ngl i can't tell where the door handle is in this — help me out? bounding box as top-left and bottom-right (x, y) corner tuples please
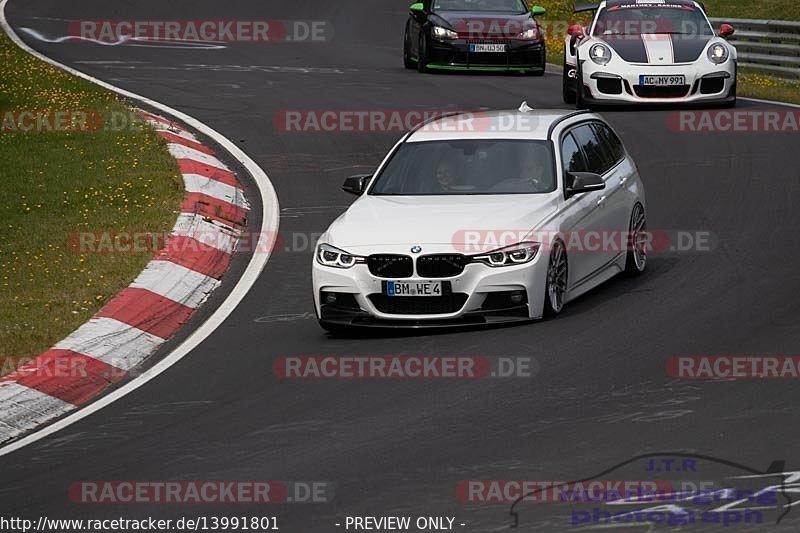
(597, 195), (607, 207)
(619, 176), (628, 185)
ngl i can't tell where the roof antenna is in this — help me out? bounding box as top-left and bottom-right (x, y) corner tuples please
(519, 101), (534, 113)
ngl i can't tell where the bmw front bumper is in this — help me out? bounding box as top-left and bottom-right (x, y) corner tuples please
(312, 245), (548, 329)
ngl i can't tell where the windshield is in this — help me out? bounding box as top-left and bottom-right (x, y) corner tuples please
(369, 139), (555, 196)
(593, 6), (713, 36)
(432, 0), (529, 14)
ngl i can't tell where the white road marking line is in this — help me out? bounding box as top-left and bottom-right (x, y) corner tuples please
(54, 317), (165, 371)
(131, 260), (221, 308)
(0, 384), (75, 443)
(183, 173), (249, 208)
(168, 143), (229, 171)
(172, 212), (239, 253)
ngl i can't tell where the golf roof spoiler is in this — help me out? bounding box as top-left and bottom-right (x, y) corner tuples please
(573, 2), (600, 13)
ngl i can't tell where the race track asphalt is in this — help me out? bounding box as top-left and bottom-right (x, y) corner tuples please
(3, 1), (800, 530)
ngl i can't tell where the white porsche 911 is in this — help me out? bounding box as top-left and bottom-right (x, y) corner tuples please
(312, 107), (648, 330)
(563, 0), (737, 107)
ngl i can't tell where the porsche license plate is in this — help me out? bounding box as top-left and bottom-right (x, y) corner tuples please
(639, 75), (686, 86)
(386, 281), (442, 297)
(470, 43), (506, 53)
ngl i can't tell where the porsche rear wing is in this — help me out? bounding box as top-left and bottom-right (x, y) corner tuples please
(573, 2), (599, 13)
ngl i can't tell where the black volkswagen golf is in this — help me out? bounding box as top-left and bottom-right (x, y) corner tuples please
(403, 0), (547, 74)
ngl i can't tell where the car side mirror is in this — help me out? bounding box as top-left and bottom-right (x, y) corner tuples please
(565, 172), (605, 198)
(531, 5), (546, 16)
(568, 24), (585, 45)
(342, 174), (372, 195)
(409, 2), (425, 14)
(719, 23), (735, 39)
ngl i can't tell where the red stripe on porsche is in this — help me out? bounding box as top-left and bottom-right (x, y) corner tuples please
(182, 192), (248, 227)
(155, 236), (233, 279)
(6, 350), (125, 405)
(178, 159), (240, 188)
(95, 287), (195, 338)
(158, 131), (215, 156)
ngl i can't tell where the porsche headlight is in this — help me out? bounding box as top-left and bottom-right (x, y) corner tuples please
(707, 43), (729, 64)
(316, 243), (365, 269)
(432, 25), (458, 40)
(470, 242), (540, 267)
(589, 43), (612, 65)
(517, 27), (539, 40)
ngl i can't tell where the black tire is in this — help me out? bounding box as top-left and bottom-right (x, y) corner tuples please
(403, 23), (416, 69)
(624, 203), (647, 276)
(417, 33), (429, 73)
(543, 240), (568, 317)
(562, 60), (576, 104)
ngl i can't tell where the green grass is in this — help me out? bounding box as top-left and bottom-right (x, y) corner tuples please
(702, 0), (800, 21)
(0, 31), (183, 372)
(531, 0), (800, 104)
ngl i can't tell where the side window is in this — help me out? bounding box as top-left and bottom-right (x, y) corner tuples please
(571, 124), (607, 175)
(591, 122), (624, 168)
(560, 132), (587, 173)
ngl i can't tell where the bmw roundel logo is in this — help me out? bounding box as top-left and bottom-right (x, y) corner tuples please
(411, 245), (422, 254)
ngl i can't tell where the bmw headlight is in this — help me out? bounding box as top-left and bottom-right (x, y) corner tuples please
(707, 43), (729, 64)
(517, 27), (539, 40)
(470, 242), (540, 267)
(316, 243), (365, 269)
(589, 43), (612, 65)
(432, 25), (458, 40)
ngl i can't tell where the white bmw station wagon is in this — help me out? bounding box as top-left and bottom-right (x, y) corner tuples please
(312, 106), (648, 331)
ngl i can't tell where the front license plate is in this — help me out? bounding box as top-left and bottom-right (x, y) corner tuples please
(639, 75), (686, 86)
(470, 43), (506, 53)
(386, 281), (442, 297)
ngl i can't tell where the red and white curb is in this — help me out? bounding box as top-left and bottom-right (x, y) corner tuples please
(0, 112), (249, 444)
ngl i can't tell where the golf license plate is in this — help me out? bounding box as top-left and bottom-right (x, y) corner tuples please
(470, 43), (506, 53)
(386, 281), (442, 297)
(639, 75), (686, 86)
